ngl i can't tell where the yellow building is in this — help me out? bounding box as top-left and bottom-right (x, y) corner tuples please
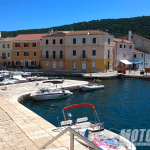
(65, 30), (114, 71)
(11, 33), (46, 68)
(0, 37), (14, 67)
(42, 30), (114, 71)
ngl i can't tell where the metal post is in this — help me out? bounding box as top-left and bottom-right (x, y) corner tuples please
(70, 132), (74, 150)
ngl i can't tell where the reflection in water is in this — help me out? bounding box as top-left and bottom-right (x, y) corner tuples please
(22, 78), (150, 150)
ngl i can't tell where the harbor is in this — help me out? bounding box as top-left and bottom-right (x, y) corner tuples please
(0, 79), (90, 150)
(0, 72), (150, 150)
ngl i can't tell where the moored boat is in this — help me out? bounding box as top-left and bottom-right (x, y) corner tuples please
(80, 80), (104, 91)
(57, 104), (136, 150)
(30, 88), (73, 100)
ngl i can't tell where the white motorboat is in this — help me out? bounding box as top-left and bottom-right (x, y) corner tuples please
(80, 80), (104, 91)
(26, 76), (48, 81)
(0, 70), (10, 80)
(10, 72), (27, 83)
(0, 78), (15, 85)
(56, 104), (136, 150)
(30, 88), (73, 100)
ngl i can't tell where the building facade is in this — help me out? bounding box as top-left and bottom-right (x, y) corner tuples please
(0, 37), (14, 67)
(42, 30), (114, 71)
(11, 34), (46, 68)
(113, 38), (134, 70)
(41, 31), (67, 70)
(125, 31), (150, 69)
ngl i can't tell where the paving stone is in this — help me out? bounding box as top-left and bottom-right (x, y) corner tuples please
(0, 80), (89, 150)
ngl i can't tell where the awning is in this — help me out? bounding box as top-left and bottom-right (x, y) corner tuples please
(120, 60), (132, 65)
(131, 61), (142, 64)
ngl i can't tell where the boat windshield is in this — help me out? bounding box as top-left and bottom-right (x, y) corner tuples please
(39, 88), (51, 93)
(13, 72), (21, 76)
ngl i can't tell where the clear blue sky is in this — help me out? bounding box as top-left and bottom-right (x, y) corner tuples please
(0, 0), (150, 31)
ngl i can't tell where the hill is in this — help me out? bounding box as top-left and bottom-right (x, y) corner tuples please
(1, 16), (150, 39)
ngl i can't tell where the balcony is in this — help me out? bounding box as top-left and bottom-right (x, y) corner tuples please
(80, 54), (87, 59)
(0, 56), (6, 60)
(41, 55), (64, 61)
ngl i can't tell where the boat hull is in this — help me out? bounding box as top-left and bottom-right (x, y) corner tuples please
(30, 92), (73, 100)
(80, 85), (104, 91)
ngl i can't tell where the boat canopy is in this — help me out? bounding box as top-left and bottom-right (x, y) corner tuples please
(63, 104), (95, 111)
(120, 60), (132, 65)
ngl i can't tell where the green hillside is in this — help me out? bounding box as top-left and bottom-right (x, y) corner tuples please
(2, 16), (150, 39)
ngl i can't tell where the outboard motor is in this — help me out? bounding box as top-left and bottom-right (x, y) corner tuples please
(65, 113), (72, 121)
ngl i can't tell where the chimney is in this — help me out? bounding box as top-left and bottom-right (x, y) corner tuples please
(128, 31), (132, 42)
(105, 29), (108, 33)
(0, 32), (1, 38)
(51, 29), (53, 33)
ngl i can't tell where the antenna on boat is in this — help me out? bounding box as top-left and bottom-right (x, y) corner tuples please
(57, 117), (60, 127)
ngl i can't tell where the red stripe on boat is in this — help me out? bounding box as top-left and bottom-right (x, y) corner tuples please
(63, 104), (95, 111)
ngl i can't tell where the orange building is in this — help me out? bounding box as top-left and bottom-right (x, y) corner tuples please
(11, 33), (46, 68)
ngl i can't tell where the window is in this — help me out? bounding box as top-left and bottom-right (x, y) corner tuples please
(67, 50), (70, 56)
(8, 53), (10, 57)
(46, 39), (49, 45)
(124, 45), (126, 48)
(53, 51), (56, 59)
(82, 50), (86, 58)
(46, 51), (49, 58)
(92, 62), (96, 68)
(7, 44), (9, 48)
(16, 52), (19, 56)
(82, 38), (86, 44)
(108, 50), (110, 59)
(73, 38), (76, 44)
(142, 54), (143, 57)
(3, 44), (5, 48)
(2, 53), (6, 59)
(24, 43), (29, 47)
(24, 52), (29, 56)
(31, 61), (36, 65)
(60, 39), (63, 44)
(92, 50), (96, 56)
(129, 45), (132, 49)
(60, 61), (63, 67)
(108, 38), (110, 44)
(134, 54), (136, 58)
(16, 61), (20, 66)
(33, 43), (36, 47)
(120, 44), (122, 48)
(73, 50), (76, 56)
(120, 53), (122, 58)
(15, 43), (20, 47)
(93, 38), (96, 44)
(60, 51), (63, 59)
(124, 54), (126, 58)
(34, 52), (37, 56)
(46, 61), (49, 66)
(53, 39), (56, 44)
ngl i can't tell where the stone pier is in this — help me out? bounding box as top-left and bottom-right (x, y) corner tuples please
(0, 80), (88, 150)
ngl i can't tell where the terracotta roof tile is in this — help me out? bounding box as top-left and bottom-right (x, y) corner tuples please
(66, 30), (108, 35)
(113, 38), (133, 44)
(12, 33), (47, 41)
(134, 49), (150, 54)
(0, 37), (14, 42)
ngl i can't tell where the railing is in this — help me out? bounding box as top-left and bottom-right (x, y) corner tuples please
(40, 127), (102, 150)
(0, 56), (6, 59)
(80, 55), (87, 59)
(41, 55), (64, 60)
